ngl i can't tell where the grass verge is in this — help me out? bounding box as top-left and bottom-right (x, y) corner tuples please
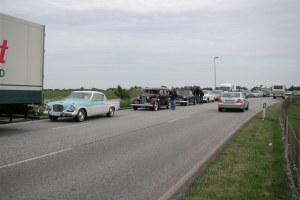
(180, 102), (293, 200)
(288, 99), (300, 130)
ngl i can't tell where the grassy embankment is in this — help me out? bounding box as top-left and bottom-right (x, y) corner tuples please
(181, 102), (294, 200)
(287, 99), (300, 131)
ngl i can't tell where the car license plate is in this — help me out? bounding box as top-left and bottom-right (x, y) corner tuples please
(225, 100), (235, 104)
(51, 112), (61, 116)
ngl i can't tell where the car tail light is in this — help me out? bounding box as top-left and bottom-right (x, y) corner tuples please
(218, 98), (223, 104)
(236, 99), (243, 104)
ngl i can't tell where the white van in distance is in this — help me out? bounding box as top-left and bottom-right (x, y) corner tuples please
(270, 85), (286, 99)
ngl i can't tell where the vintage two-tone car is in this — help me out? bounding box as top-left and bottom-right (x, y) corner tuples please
(45, 91), (120, 122)
(176, 89), (196, 106)
(203, 90), (215, 103)
(131, 87), (171, 111)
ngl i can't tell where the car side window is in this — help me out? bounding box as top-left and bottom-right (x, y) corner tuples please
(93, 94), (104, 101)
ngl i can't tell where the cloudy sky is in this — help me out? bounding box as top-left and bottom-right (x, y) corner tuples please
(1, 0), (300, 89)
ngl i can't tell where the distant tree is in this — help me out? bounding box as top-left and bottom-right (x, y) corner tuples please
(91, 88), (99, 91)
(203, 87), (213, 91)
(114, 85), (130, 100)
(236, 85), (249, 91)
(288, 85), (300, 91)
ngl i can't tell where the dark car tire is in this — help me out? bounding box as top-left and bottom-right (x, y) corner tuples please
(246, 104), (249, 110)
(133, 106), (138, 110)
(49, 116), (58, 121)
(153, 101), (159, 111)
(76, 109), (86, 122)
(218, 108), (223, 112)
(107, 107), (115, 117)
(241, 106), (245, 112)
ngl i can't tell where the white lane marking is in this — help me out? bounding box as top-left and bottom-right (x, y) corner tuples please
(119, 114), (141, 119)
(51, 123), (89, 130)
(0, 148), (73, 169)
(166, 116), (189, 123)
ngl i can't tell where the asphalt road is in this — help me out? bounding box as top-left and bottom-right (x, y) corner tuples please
(0, 98), (280, 200)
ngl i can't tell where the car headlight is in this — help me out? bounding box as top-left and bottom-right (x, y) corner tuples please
(70, 104), (76, 111)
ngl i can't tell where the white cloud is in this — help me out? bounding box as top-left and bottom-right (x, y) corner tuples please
(43, 0), (219, 12)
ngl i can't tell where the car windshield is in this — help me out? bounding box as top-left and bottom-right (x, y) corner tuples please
(220, 86), (231, 91)
(212, 91), (221, 94)
(68, 92), (92, 100)
(203, 91), (210, 94)
(177, 90), (190, 95)
(274, 86), (283, 89)
(144, 89), (159, 94)
(222, 93), (241, 98)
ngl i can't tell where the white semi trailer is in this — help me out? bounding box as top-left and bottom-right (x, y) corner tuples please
(0, 13), (45, 121)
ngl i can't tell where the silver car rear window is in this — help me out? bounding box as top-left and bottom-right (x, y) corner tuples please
(222, 93), (240, 98)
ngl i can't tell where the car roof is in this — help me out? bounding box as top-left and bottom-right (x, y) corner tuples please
(72, 91), (104, 95)
(145, 87), (168, 90)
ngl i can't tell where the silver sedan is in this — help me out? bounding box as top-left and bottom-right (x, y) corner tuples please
(218, 92), (249, 112)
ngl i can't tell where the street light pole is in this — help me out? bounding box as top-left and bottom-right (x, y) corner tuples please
(214, 56), (219, 90)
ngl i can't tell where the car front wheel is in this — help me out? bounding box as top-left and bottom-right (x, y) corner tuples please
(153, 101), (159, 111)
(76, 109), (86, 122)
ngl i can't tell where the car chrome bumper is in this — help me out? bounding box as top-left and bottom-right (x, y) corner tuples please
(131, 103), (153, 108)
(48, 110), (77, 118)
(218, 104), (244, 109)
(177, 100), (188, 104)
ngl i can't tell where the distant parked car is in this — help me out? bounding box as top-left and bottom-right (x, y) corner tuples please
(244, 90), (252, 98)
(212, 90), (223, 101)
(285, 91), (292, 96)
(258, 91), (264, 98)
(293, 90), (300, 96)
(46, 91), (120, 122)
(218, 91), (249, 112)
(252, 92), (258, 98)
(203, 90), (215, 103)
(176, 89), (196, 106)
(252, 91), (262, 98)
(131, 87), (170, 111)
